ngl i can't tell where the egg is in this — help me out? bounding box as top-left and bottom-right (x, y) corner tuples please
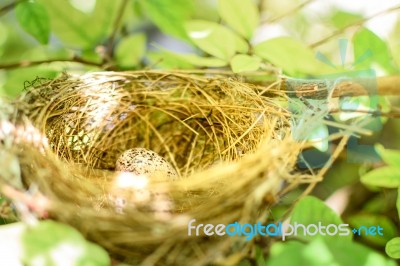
(115, 148), (178, 180)
(112, 148), (177, 217)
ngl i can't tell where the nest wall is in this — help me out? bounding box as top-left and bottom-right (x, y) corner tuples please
(0, 71), (313, 265)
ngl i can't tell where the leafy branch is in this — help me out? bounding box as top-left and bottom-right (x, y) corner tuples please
(311, 4), (400, 47)
(0, 56), (103, 70)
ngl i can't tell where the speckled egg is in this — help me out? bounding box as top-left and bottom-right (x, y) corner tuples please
(115, 148), (178, 180)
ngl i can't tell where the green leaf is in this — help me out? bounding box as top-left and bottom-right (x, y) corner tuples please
(175, 54), (228, 67)
(361, 167), (400, 188)
(148, 51), (194, 69)
(290, 196), (351, 242)
(353, 28), (398, 74)
(363, 194), (390, 213)
(267, 239), (396, 266)
(149, 47), (228, 68)
(386, 237), (400, 259)
(254, 37), (332, 76)
(2, 67), (59, 98)
(230, 54), (261, 73)
(217, 0), (259, 39)
(397, 188), (400, 220)
(141, 0), (193, 40)
(185, 20), (247, 60)
(375, 144), (400, 167)
(330, 10), (363, 29)
(347, 214), (396, 246)
(255, 245), (266, 266)
(37, 0), (119, 48)
(78, 242), (110, 266)
(15, 1), (50, 44)
(115, 34), (146, 69)
(21, 221), (110, 266)
(268, 241), (307, 266)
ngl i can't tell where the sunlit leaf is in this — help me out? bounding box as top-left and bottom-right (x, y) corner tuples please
(290, 196), (352, 242)
(115, 34), (146, 69)
(375, 144), (400, 167)
(361, 167), (400, 188)
(390, 20), (400, 69)
(353, 28), (398, 74)
(149, 46), (228, 68)
(218, 0), (259, 39)
(37, 0), (118, 48)
(254, 37), (332, 76)
(268, 239), (396, 266)
(15, 1), (50, 44)
(81, 49), (102, 64)
(147, 51), (193, 69)
(141, 0), (193, 40)
(21, 221), (110, 266)
(330, 10), (363, 29)
(175, 54), (227, 67)
(185, 20), (247, 60)
(2, 67), (59, 98)
(386, 237), (400, 259)
(230, 54), (261, 73)
(78, 242), (111, 266)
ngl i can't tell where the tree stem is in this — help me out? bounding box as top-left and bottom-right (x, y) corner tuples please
(0, 56), (103, 70)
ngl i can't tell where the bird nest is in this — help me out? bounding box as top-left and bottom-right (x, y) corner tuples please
(0, 71), (319, 265)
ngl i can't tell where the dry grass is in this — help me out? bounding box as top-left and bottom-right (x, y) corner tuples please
(0, 70), (318, 265)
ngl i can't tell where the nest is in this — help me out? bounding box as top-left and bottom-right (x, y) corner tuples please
(0, 71), (317, 265)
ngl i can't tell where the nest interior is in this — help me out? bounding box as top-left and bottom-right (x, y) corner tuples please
(0, 71), (315, 266)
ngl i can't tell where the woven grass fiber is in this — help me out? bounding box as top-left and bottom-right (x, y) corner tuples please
(0, 71), (319, 266)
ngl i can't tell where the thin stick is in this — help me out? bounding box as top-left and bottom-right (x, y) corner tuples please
(311, 5), (400, 48)
(0, 56), (103, 70)
(280, 76), (400, 97)
(0, 0), (27, 16)
(262, 0), (315, 23)
(105, 0), (129, 61)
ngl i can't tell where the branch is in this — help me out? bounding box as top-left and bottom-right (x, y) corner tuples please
(333, 76), (400, 97)
(262, 0), (315, 24)
(281, 75), (400, 99)
(0, 56), (103, 70)
(105, 0), (130, 61)
(310, 5), (400, 48)
(0, 0), (27, 17)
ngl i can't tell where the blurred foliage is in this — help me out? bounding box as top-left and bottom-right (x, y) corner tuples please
(1, 0), (400, 265)
(22, 221), (110, 266)
(1, 0), (399, 96)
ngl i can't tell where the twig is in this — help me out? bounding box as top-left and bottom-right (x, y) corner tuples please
(1, 184), (50, 220)
(281, 76), (400, 97)
(0, 56), (103, 70)
(329, 108), (400, 118)
(296, 134), (350, 205)
(0, 0), (27, 17)
(310, 5), (400, 48)
(105, 0), (129, 61)
(335, 76), (400, 97)
(262, 0), (315, 23)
